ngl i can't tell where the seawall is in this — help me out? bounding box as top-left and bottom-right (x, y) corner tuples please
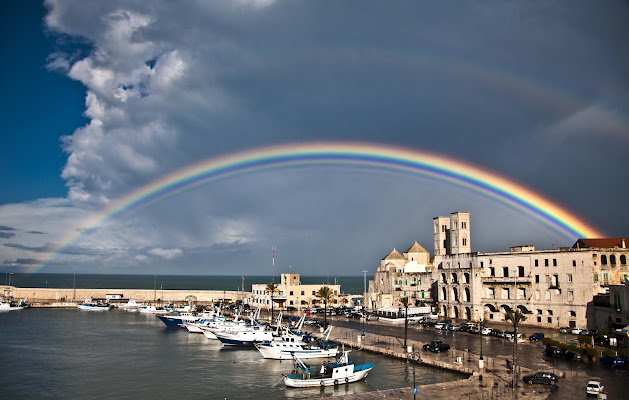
(0, 285), (248, 307)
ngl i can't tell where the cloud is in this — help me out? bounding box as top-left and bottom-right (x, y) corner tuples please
(0, 232), (16, 239)
(3, 258), (42, 266)
(0, 225), (16, 231)
(148, 248), (183, 259)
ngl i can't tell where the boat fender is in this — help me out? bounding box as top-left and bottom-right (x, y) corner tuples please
(320, 380), (325, 387)
(334, 380), (338, 386)
(345, 377), (349, 383)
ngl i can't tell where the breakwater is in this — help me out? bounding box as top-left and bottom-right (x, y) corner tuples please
(0, 285), (247, 307)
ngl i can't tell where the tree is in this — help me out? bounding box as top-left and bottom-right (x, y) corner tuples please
(315, 286), (334, 327)
(505, 309), (526, 388)
(400, 296), (410, 349)
(266, 282), (278, 323)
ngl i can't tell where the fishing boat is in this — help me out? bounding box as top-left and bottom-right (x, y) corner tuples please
(283, 349), (374, 388)
(138, 305), (169, 314)
(77, 298), (112, 311)
(0, 297), (28, 311)
(256, 321), (338, 360)
(197, 307), (261, 339)
(214, 324), (276, 346)
(118, 299), (145, 311)
(157, 309), (215, 328)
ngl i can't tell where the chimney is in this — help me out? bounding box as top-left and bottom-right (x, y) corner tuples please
(622, 239), (626, 249)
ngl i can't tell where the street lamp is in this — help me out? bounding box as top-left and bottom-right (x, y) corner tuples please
(362, 270), (368, 338)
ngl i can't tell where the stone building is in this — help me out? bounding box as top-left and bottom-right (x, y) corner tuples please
(369, 210), (629, 330)
(368, 242), (434, 310)
(249, 273), (342, 311)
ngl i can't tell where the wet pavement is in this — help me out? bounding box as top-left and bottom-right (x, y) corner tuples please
(313, 315), (626, 399)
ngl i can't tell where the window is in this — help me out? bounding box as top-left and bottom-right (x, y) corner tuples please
(487, 288), (495, 299)
(621, 255), (627, 265)
(301, 291), (305, 295)
(610, 255), (617, 265)
(289, 291), (293, 296)
(535, 259), (539, 267)
(601, 255), (608, 265)
(480, 261), (484, 268)
(537, 309), (542, 315)
(535, 290), (541, 300)
(544, 259), (549, 267)
(570, 310), (576, 317)
(537, 316), (542, 323)
(553, 259), (557, 266)
(572, 260), (576, 267)
(442, 224), (446, 232)
(567, 274), (573, 283)
(545, 291), (551, 300)
(489, 267), (495, 277)
(548, 317), (552, 323)
(603, 273), (609, 285)
(518, 266), (525, 277)
(312, 291), (316, 295)
(568, 290), (574, 301)
(518, 288), (525, 299)
(547, 310), (553, 316)
(502, 288), (510, 299)
(462, 222), (467, 229)
(503, 267), (509, 277)
(535, 275), (540, 283)
(462, 238), (467, 246)
(593, 272), (599, 282)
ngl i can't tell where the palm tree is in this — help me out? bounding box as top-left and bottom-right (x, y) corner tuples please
(266, 282), (278, 323)
(400, 296), (410, 349)
(315, 286), (334, 327)
(505, 308), (526, 388)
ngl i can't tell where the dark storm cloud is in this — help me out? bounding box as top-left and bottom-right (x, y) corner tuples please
(4, 258), (41, 266)
(27, 231), (47, 235)
(0, 232), (16, 239)
(0, 225), (16, 231)
(3, 242), (105, 256)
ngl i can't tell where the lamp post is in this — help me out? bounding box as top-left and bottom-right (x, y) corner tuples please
(362, 270), (367, 338)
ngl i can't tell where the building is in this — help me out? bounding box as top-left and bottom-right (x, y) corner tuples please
(249, 273), (342, 311)
(368, 242), (434, 310)
(369, 210), (629, 330)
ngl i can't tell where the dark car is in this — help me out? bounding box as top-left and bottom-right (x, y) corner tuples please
(422, 321), (436, 328)
(422, 340), (451, 353)
(600, 355), (625, 367)
(563, 351), (583, 361)
(522, 372), (558, 385)
(285, 306), (297, 311)
(544, 346), (562, 357)
(529, 332), (545, 341)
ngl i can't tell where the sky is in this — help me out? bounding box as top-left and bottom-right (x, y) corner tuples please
(0, 0), (628, 276)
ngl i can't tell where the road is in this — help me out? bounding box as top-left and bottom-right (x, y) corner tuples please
(315, 314), (626, 399)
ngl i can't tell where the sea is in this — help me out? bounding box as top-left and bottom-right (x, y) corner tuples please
(0, 308), (463, 399)
(4, 273), (366, 295)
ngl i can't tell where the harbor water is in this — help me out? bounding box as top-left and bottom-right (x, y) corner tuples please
(0, 308), (463, 399)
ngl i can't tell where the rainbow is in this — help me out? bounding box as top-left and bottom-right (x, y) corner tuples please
(40, 141), (603, 269)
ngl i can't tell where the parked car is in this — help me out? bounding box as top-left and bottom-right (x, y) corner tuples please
(563, 351), (583, 361)
(522, 372), (558, 385)
(481, 327), (492, 335)
(600, 356), (624, 367)
(422, 321), (436, 328)
(285, 306), (297, 311)
(559, 327), (570, 334)
(422, 340), (451, 353)
(448, 324), (462, 331)
(434, 322), (449, 330)
(529, 332), (545, 341)
(365, 314), (379, 321)
(586, 381), (604, 396)
(571, 327), (584, 335)
(544, 346), (562, 357)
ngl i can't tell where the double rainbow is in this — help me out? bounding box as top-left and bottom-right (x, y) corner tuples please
(41, 141), (603, 269)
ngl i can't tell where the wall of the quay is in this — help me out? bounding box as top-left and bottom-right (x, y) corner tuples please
(1, 285), (249, 306)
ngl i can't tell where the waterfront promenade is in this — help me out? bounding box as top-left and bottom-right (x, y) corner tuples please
(304, 324), (557, 400)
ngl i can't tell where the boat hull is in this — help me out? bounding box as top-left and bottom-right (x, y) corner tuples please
(257, 344), (338, 360)
(77, 304), (111, 311)
(284, 365), (374, 387)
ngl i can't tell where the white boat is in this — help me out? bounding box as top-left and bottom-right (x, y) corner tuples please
(214, 324), (276, 346)
(0, 297), (28, 311)
(118, 299), (145, 311)
(283, 349), (375, 388)
(77, 298), (112, 311)
(256, 318), (339, 360)
(197, 307), (261, 339)
(138, 305), (169, 314)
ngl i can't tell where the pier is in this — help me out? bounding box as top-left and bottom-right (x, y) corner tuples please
(307, 325), (556, 400)
(0, 285), (245, 307)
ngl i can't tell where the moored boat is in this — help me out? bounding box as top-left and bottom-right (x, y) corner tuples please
(77, 298), (112, 311)
(0, 297), (28, 311)
(283, 349), (374, 388)
(256, 323), (338, 360)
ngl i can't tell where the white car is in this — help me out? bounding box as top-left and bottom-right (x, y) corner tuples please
(571, 327), (584, 335)
(586, 381), (604, 395)
(481, 327), (492, 335)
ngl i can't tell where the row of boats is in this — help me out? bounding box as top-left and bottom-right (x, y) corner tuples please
(151, 304), (375, 388)
(0, 297), (28, 311)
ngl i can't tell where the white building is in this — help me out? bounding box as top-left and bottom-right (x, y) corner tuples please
(250, 273), (342, 311)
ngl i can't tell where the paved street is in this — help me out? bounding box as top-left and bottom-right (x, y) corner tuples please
(309, 314), (626, 399)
